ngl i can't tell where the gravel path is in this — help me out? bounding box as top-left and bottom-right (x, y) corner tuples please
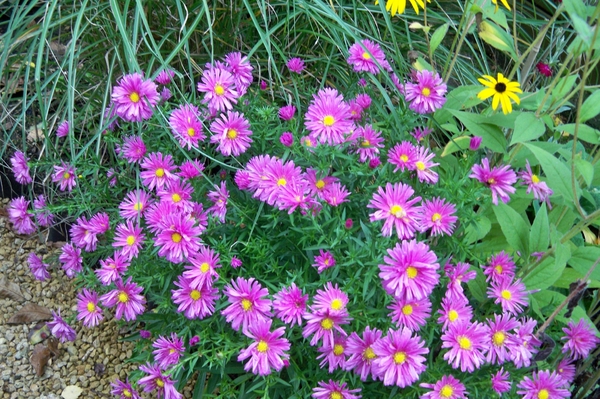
(0, 199), (138, 399)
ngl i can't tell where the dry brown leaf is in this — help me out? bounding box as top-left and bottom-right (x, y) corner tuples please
(7, 303), (53, 324)
(30, 344), (51, 377)
(0, 277), (25, 302)
(47, 336), (60, 358)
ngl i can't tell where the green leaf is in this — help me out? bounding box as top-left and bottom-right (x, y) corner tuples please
(575, 157), (594, 187)
(493, 203), (530, 255)
(441, 136), (471, 157)
(448, 110), (507, 153)
(523, 252), (567, 290)
(580, 90), (600, 123)
(554, 267), (600, 289)
(524, 143), (579, 202)
(533, 291), (600, 335)
(563, 0), (587, 19)
(551, 75), (578, 101)
(466, 269), (487, 303)
(477, 21), (518, 61)
(568, 246), (600, 281)
(570, 14), (593, 48)
(509, 113), (546, 146)
(464, 215), (492, 244)
(556, 123), (600, 144)
(529, 203), (549, 253)
(430, 23), (448, 53)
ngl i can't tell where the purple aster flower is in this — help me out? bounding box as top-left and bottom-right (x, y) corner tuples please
(10, 150), (32, 184)
(119, 135), (146, 163)
(312, 250), (336, 273)
(441, 321), (489, 372)
(28, 253), (50, 281)
(70, 216), (98, 252)
(420, 375), (467, 399)
(157, 179), (195, 212)
(561, 318), (600, 360)
(111, 72), (159, 122)
(76, 289), (103, 328)
(491, 367), (512, 395)
(388, 297), (431, 332)
(206, 181), (229, 223)
(349, 124), (384, 163)
(443, 262), (476, 302)
(52, 162), (77, 192)
(344, 326), (382, 381)
(197, 65), (238, 113)
(95, 251), (130, 286)
(152, 333), (185, 369)
(486, 314), (519, 365)
(160, 86), (172, 101)
(230, 256), (242, 268)
(516, 370), (570, 399)
(47, 309), (76, 342)
(311, 283), (349, 316)
(112, 221), (145, 260)
(287, 57), (305, 74)
(317, 335), (347, 373)
(368, 182), (422, 239)
(224, 52), (253, 95)
(321, 182), (350, 207)
(279, 104), (296, 120)
(481, 250), (516, 284)
(355, 93), (372, 109)
(140, 152), (177, 191)
(100, 277), (146, 321)
(33, 195), (53, 227)
(520, 160), (553, 208)
(140, 330), (152, 339)
(470, 158), (518, 205)
(154, 212), (203, 264)
(420, 197), (457, 236)
(304, 87), (354, 145)
(221, 277), (272, 334)
(178, 159), (204, 180)
(312, 380), (361, 399)
(138, 363), (182, 399)
(403, 69), (447, 114)
(469, 136), (482, 151)
(488, 277), (529, 315)
(259, 80), (267, 90)
(273, 283), (308, 327)
(437, 296), (473, 332)
(388, 141), (417, 172)
(411, 126), (432, 142)
(237, 319), (291, 376)
(59, 243), (83, 278)
(182, 245), (221, 289)
(511, 317), (542, 368)
(413, 145), (439, 184)
(210, 111), (253, 156)
(279, 131), (294, 147)
(169, 103), (205, 150)
(118, 189), (152, 220)
(347, 39), (391, 74)
(189, 335), (200, 346)
(556, 358), (576, 386)
(155, 68), (175, 85)
(111, 379), (141, 399)
(7, 197), (36, 235)
(303, 309), (351, 348)
(171, 274), (219, 319)
(305, 168), (339, 199)
(56, 120), (69, 137)
(371, 327), (429, 387)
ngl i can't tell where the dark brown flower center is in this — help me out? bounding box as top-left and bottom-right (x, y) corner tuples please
(495, 82), (506, 93)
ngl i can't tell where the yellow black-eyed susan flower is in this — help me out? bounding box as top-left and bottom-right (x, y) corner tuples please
(477, 73), (522, 115)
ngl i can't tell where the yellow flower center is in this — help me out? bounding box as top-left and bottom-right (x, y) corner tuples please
(241, 299), (253, 311)
(227, 129), (238, 139)
(487, 178), (496, 185)
(187, 128), (195, 137)
(333, 344), (344, 355)
(123, 389), (132, 398)
(440, 385), (454, 398)
(277, 178), (287, 186)
(431, 213), (442, 222)
(323, 115), (335, 126)
(402, 304), (413, 315)
(538, 389), (549, 399)
(493, 331), (506, 346)
(200, 262), (210, 273)
(331, 393), (343, 399)
(126, 235), (136, 246)
(400, 154), (409, 162)
(133, 202), (143, 211)
(364, 347), (376, 360)
(315, 180), (326, 189)
(362, 52), (371, 60)
(129, 92), (140, 103)
(155, 168), (165, 178)
(393, 351), (407, 364)
(448, 309), (459, 322)
(257, 340), (269, 353)
(172, 193), (181, 203)
(421, 87), (431, 97)
(321, 318), (334, 330)
(86, 302), (96, 312)
(324, 259), (330, 266)
(331, 299), (343, 310)
(390, 204), (406, 218)
(532, 174), (540, 184)
(118, 292), (129, 303)
(171, 232), (182, 243)
(156, 378), (164, 388)
(190, 290), (201, 301)
(214, 84), (225, 96)
(415, 161), (426, 171)
(169, 348), (176, 354)
(406, 266), (418, 279)
(495, 264), (503, 274)
(63, 172), (71, 180)
(304, 138), (313, 147)
(458, 336), (472, 350)
(362, 140), (370, 147)
(501, 290), (512, 300)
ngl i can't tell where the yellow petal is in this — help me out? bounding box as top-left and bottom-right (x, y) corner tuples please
(501, 0), (511, 10)
(500, 94), (512, 114)
(492, 93), (501, 110)
(506, 91), (521, 104)
(478, 88), (497, 100)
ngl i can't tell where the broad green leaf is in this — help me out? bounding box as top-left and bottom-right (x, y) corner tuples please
(466, 269), (487, 303)
(575, 157), (594, 187)
(568, 246), (600, 281)
(556, 124), (600, 144)
(529, 203), (549, 253)
(563, 0), (587, 19)
(554, 267), (600, 289)
(430, 23), (448, 54)
(493, 203), (530, 255)
(524, 143), (579, 202)
(510, 113), (545, 146)
(449, 110), (507, 153)
(442, 85), (484, 111)
(580, 90), (600, 123)
(570, 14), (593, 47)
(523, 252), (567, 290)
(440, 123), (461, 135)
(464, 216), (492, 244)
(441, 136), (471, 157)
(477, 21), (518, 61)
(552, 75), (578, 101)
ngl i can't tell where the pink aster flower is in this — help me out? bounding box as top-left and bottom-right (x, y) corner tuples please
(279, 131), (294, 147)
(88, 212), (110, 235)
(347, 39), (391, 74)
(349, 124), (384, 163)
(224, 52), (253, 95)
(230, 256), (242, 268)
(443, 262), (476, 302)
(301, 135), (318, 150)
(95, 251), (130, 285)
(140, 152), (177, 191)
(420, 197), (457, 236)
(355, 93), (372, 109)
(168, 103), (205, 150)
(486, 313), (519, 365)
(7, 197), (36, 235)
(140, 330), (152, 339)
(312, 283), (349, 316)
(178, 159), (204, 179)
(321, 182), (350, 207)
(237, 319), (290, 376)
(189, 335), (200, 346)
(154, 212), (203, 264)
(488, 277), (529, 315)
(254, 158), (303, 206)
(287, 57), (305, 74)
(275, 182), (314, 214)
(536, 62), (553, 77)
(312, 250), (336, 273)
(411, 126), (432, 142)
(511, 317), (542, 368)
(259, 80), (267, 90)
(403, 69), (447, 114)
(304, 87), (354, 145)
(112, 220), (145, 260)
(344, 326), (382, 381)
(152, 333), (185, 369)
(420, 375), (467, 399)
(52, 162), (77, 192)
(197, 65), (238, 113)
(371, 327), (429, 387)
(56, 120), (69, 137)
(207, 181), (229, 223)
(59, 243), (83, 278)
(516, 370), (570, 399)
(441, 321), (489, 372)
(368, 182), (422, 239)
(70, 216), (98, 252)
(182, 245), (221, 289)
(556, 358), (576, 386)
(155, 68), (175, 85)
(470, 158), (517, 205)
(413, 145), (439, 184)
(28, 253), (50, 281)
(379, 239), (439, 301)
(10, 150), (32, 184)
(111, 73), (159, 122)
(469, 136), (482, 151)
(100, 277), (146, 321)
(370, 157), (381, 168)
(111, 379), (141, 399)
(437, 296), (473, 331)
(279, 104), (296, 120)
(47, 309), (77, 342)
(138, 363), (182, 399)
(561, 318), (600, 360)
(388, 297), (431, 332)
(119, 135), (146, 163)
(303, 309), (351, 347)
(210, 111), (253, 156)
(273, 283), (308, 327)
(312, 380), (361, 399)
(221, 277), (272, 333)
(172, 274), (219, 319)
(520, 160), (553, 208)
(157, 179), (194, 213)
(481, 251), (516, 284)
(305, 168), (339, 199)
(388, 141), (417, 172)
(33, 195), (53, 227)
(76, 289), (103, 328)
(317, 335), (347, 373)
(491, 367), (512, 395)
(348, 99), (364, 120)
(119, 189), (153, 220)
